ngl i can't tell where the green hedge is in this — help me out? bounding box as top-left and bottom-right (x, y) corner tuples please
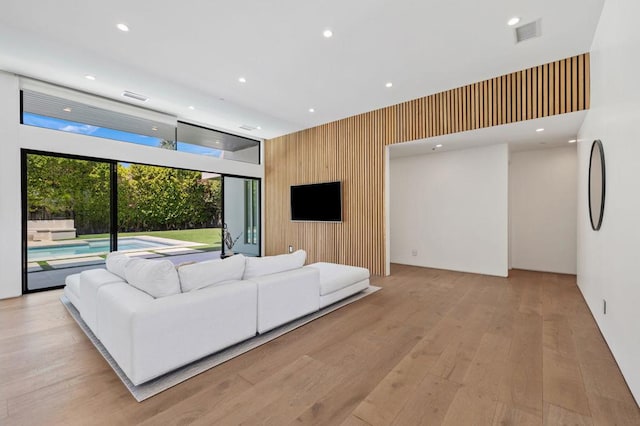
(27, 155), (222, 235)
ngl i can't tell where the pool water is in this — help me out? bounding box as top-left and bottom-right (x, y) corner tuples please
(28, 237), (173, 261)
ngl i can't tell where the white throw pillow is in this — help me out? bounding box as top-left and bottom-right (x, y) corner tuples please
(243, 250), (306, 279)
(105, 252), (131, 280)
(124, 258), (181, 298)
(177, 254), (246, 292)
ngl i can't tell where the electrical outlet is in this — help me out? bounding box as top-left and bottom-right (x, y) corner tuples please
(288, 245), (294, 253)
(411, 249), (418, 256)
(603, 299), (607, 315)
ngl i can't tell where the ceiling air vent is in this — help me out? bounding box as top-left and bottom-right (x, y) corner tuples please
(121, 90), (149, 102)
(515, 20), (541, 43)
(239, 124), (257, 131)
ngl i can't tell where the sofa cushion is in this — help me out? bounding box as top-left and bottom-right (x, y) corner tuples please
(79, 268), (125, 335)
(64, 273), (82, 309)
(124, 258), (181, 298)
(306, 262), (370, 296)
(243, 250), (306, 279)
(249, 267), (320, 333)
(106, 252), (131, 279)
(177, 254), (246, 292)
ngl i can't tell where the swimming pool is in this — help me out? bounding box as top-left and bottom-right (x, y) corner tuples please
(27, 237), (174, 262)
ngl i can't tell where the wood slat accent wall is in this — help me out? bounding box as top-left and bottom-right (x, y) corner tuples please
(393, 53), (589, 143)
(265, 54), (589, 275)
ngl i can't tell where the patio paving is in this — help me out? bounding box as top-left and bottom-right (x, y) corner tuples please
(153, 247), (204, 254)
(27, 264), (105, 291)
(126, 251), (163, 258)
(164, 251), (221, 265)
(48, 256), (105, 268)
(27, 262), (42, 272)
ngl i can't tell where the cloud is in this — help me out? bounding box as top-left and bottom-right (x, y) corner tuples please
(60, 124), (99, 134)
(22, 113), (100, 135)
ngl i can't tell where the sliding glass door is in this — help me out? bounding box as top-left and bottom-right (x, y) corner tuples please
(23, 151), (257, 292)
(24, 152), (113, 291)
(116, 163), (222, 264)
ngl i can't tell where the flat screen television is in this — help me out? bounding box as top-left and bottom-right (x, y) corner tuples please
(290, 181), (342, 222)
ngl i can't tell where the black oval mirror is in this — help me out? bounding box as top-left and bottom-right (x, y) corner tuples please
(588, 139), (605, 231)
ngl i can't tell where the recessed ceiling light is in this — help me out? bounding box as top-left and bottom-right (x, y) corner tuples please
(238, 77), (247, 83)
(151, 126), (158, 131)
(536, 128), (545, 132)
(256, 126), (262, 130)
(215, 140), (220, 144)
(188, 105), (195, 110)
(436, 144), (443, 148)
(568, 139), (577, 143)
(117, 23), (129, 32)
(508, 17), (520, 26)
(63, 107), (72, 112)
(385, 82), (393, 88)
(309, 108), (315, 113)
(85, 74), (96, 81)
(323, 29), (333, 38)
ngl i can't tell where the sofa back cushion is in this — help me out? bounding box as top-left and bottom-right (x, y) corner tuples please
(105, 252), (131, 280)
(177, 254), (246, 292)
(243, 250), (306, 279)
(124, 258), (181, 298)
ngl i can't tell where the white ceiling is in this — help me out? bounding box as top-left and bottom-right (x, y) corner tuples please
(0, 0), (603, 140)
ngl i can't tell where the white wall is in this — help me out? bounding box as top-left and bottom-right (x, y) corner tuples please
(509, 146), (577, 274)
(390, 144), (509, 277)
(577, 0), (640, 402)
(0, 73), (22, 299)
(0, 72), (264, 299)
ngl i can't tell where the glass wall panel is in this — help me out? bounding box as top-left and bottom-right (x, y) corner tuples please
(22, 90), (261, 164)
(23, 112), (171, 148)
(223, 176), (260, 257)
(25, 153), (112, 291)
(22, 90), (176, 141)
(177, 122), (260, 164)
(117, 163), (222, 264)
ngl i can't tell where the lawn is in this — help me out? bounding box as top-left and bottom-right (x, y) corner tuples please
(78, 228), (222, 251)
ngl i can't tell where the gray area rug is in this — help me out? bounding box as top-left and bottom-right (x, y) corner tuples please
(60, 285), (381, 402)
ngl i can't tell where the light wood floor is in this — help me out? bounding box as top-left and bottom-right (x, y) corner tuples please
(1, 265), (638, 425)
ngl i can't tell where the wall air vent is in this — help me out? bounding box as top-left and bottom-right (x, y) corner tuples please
(515, 20), (541, 43)
(121, 90), (149, 102)
(239, 124), (257, 131)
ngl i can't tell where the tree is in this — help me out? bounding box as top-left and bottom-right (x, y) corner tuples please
(26, 155), (110, 234)
(158, 139), (177, 150)
(27, 155), (222, 235)
(117, 164), (220, 232)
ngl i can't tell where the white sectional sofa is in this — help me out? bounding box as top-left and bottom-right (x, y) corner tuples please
(63, 250), (370, 385)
